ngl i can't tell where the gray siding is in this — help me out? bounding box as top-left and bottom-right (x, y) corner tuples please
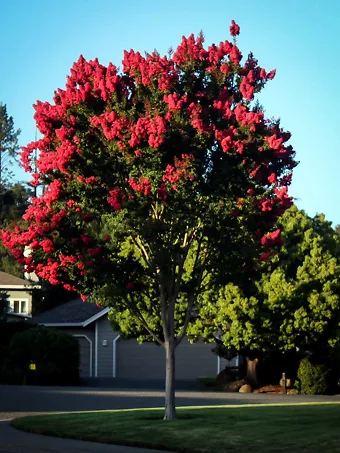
(176, 338), (216, 379)
(96, 317), (119, 377)
(116, 338), (218, 381)
(53, 316), (238, 380)
(117, 339), (164, 380)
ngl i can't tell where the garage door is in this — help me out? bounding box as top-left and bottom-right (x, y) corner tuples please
(176, 340), (216, 379)
(117, 339), (165, 380)
(116, 338), (216, 380)
(76, 336), (92, 377)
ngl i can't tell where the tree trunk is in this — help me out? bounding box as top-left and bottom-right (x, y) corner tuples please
(245, 357), (259, 388)
(164, 339), (176, 420)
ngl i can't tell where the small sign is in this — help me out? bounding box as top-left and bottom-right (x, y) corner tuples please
(29, 363), (36, 371)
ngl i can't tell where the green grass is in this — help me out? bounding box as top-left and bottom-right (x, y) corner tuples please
(11, 403), (340, 453)
(195, 376), (216, 385)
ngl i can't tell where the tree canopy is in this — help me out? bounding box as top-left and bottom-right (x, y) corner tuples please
(189, 206), (340, 364)
(1, 20), (296, 419)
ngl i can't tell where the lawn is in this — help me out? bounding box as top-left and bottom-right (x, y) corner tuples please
(11, 403), (340, 453)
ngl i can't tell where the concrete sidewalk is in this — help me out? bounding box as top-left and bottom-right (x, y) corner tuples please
(0, 421), (170, 453)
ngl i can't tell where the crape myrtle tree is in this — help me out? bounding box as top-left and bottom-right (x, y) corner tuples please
(1, 21), (296, 419)
(189, 206), (340, 387)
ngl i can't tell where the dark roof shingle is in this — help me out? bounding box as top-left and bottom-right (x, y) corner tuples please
(33, 298), (106, 324)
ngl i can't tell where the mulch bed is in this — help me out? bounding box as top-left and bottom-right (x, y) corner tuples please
(254, 385), (296, 394)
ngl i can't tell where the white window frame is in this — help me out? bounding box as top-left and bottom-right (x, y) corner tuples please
(8, 298), (30, 314)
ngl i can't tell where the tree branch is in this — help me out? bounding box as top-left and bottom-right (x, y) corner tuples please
(131, 235), (155, 274)
(175, 235), (207, 346)
(123, 294), (164, 345)
(175, 292), (195, 346)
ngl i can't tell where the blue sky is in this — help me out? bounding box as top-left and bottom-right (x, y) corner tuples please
(2, 0), (340, 224)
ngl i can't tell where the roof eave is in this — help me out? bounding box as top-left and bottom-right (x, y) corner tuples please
(36, 308), (110, 327)
(38, 322), (84, 327)
(83, 308), (110, 326)
(0, 284), (41, 290)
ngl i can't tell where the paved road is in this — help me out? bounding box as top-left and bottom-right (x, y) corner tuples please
(1, 384), (340, 453)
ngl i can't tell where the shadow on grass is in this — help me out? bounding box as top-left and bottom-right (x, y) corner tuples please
(137, 413), (198, 420)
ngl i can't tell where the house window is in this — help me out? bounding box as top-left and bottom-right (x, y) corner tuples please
(14, 300), (20, 313)
(10, 299), (29, 314)
(21, 301), (26, 313)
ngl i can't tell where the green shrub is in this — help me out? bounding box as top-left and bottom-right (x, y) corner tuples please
(3, 326), (80, 385)
(0, 320), (36, 383)
(295, 357), (329, 395)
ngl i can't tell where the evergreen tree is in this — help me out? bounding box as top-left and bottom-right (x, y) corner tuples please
(0, 182), (32, 277)
(189, 206), (340, 385)
(0, 104), (20, 205)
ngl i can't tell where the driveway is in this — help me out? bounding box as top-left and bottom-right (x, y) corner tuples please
(1, 384), (339, 453)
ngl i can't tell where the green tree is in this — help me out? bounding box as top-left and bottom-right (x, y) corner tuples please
(0, 291), (9, 320)
(189, 206), (340, 386)
(0, 105), (25, 277)
(1, 183), (32, 223)
(2, 21), (297, 419)
(0, 104), (20, 208)
(0, 182), (32, 277)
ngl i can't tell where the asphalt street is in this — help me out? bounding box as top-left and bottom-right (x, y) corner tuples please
(1, 384), (340, 453)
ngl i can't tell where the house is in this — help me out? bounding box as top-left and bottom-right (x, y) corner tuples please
(33, 298), (234, 382)
(0, 271), (38, 320)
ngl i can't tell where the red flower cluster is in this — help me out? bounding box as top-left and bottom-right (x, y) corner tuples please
(107, 188), (121, 210)
(128, 177), (152, 196)
(163, 154), (195, 188)
(230, 20), (240, 37)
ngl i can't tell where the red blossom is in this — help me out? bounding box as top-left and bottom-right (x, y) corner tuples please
(66, 200), (76, 208)
(268, 173), (277, 184)
(261, 229), (281, 246)
(230, 20), (240, 37)
(128, 177), (151, 196)
(85, 176), (97, 185)
(229, 46), (242, 65)
(107, 188), (122, 210)
(87, 247), (102, 257)
(259, 251), (272, 262)
(40, 239), (55, 253)
(80, 234), (93, 245)
(267, 69), (276, 80)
